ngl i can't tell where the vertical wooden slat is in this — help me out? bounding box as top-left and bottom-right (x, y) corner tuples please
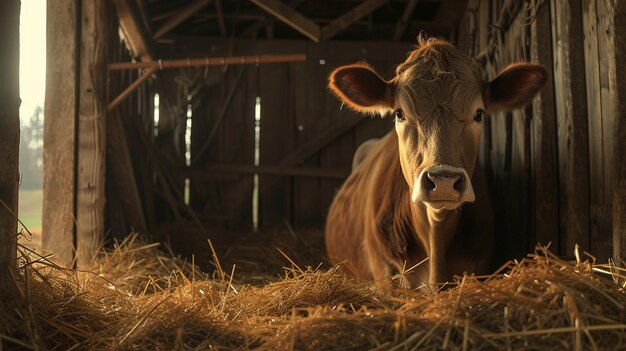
(550, 0), (590, 256)
(0, 0), (20, 273)
(582, 0), (613, 260)
(529, 0), (559, 250)
(292, 43), (323, 226)
(221, 67), (255, 228)
(43, 0), (79, 266)
(259, 63), (293, 226)
(76, 0), (108, 266)
(609, 1), (626, 263)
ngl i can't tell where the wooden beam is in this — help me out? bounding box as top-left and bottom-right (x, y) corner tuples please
(393, 0), (418, 41)
(75, 0), (109, 267)
(249, 0), (321, 42)
(112, 0), (154, 61)
(153, 0), (213, 39)
(321, 0), (390, 41)
(183, 164), (350, 179)
(43, 0), (79, 266)
(260, 115), (366, 194)
(0, 0), (19, 274)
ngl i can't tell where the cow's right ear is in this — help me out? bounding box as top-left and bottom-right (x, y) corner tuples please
(329, 63), (394, 115)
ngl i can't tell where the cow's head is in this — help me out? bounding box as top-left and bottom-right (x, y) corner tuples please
(329, 37), (547, 212)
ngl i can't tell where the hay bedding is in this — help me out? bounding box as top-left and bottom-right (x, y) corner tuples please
(2, 234), (626, 350)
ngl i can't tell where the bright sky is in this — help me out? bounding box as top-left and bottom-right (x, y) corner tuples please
(20, 0), (46, 125)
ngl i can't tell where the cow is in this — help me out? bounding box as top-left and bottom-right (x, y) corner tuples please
(325, 37), (548, 290)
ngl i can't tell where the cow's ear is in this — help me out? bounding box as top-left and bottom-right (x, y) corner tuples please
(329, 63), (394, 115)
(485, 63), (548, 112)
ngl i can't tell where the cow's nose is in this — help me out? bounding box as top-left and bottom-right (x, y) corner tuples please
(422, 170), (463, 200)
(412, 165), (475, 205)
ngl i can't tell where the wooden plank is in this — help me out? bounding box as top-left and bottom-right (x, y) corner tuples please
(249, 0), (321, 42)
(112, 0), (154, 61)
(153, 0), (213, 39)
(0, 0), (19, 274)
(259, 63), (294, 226)
(219, 67), (256, 228)
(42, 0), (79, 266)
(259, 112), (365, 195)
(550, 0), (591, 255)
(107, 111), (148, 234)
(292, 47), (323, 226)
(594, 0), (617, 261)
(529, 0), (559, 250)
(582, 0), (612, 260)
(158, 37), (411, 61)
(613, 0), (626, 263)
(321, 0), (390, 41)
(75, 0), (109, 266)
(182, 164), (349, 179)
(393, 0), (419, 41)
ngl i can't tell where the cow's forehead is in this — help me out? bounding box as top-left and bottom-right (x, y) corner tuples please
(394, 39), (483, 121)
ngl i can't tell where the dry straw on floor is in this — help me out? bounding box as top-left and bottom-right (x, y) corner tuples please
(1, 233), (626, 350)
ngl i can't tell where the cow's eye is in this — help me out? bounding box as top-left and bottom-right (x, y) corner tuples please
(474, 109), (486, 123)
(394, 109), (405, 121)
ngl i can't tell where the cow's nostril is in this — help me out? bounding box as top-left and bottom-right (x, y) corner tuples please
(453, 176), (465, 192)
(423, 173), (436, 191)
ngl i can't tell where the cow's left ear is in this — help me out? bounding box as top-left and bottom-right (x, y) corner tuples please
(329, 63), (394, 115)
(485, 63), (548, 112)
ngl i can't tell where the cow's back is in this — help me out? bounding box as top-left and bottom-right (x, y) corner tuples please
(325, 132), (403, 279)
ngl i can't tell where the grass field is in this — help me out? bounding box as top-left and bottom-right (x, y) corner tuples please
(18, 188), (42, 231)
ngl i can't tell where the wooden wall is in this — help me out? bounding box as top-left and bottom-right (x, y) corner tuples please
(101, 38), (411, 238)
(457, 0), (626, 263)
(155, 39), (412, 230)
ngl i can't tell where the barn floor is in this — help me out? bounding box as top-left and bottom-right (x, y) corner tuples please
(2, 229), (626, 350)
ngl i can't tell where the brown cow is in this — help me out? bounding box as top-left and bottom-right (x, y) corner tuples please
(325, 37), (547, 290)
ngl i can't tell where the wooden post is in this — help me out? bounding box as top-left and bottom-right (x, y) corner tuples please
(0, 0), (20, 274)
(76, 0), (108, 267)
(43, 0), (79, 265)
(44, 0), (108, 267)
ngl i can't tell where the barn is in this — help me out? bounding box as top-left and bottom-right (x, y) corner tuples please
(1, 0), (626, 349)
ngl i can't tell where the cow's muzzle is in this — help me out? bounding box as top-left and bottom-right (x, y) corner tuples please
(412, 165), (475, 209)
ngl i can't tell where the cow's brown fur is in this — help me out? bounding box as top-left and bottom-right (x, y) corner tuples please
(325, 37), (547, 289)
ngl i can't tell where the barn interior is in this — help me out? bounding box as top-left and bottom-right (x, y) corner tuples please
(1, 0), (626, 349)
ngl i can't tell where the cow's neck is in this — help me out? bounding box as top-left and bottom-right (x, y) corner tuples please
(411, 201), (462, 285)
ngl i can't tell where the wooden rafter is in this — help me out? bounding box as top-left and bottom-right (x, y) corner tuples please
(321, 0), (390, 41)
(249, 0), (321, 42)
(112, 0), (154, 61)
(154, 0), (213, 39)
(393, 0), (419, 41)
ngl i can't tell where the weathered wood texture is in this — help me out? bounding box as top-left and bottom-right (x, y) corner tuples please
(43, 0), (79, 266)
(550, 0), (590, 257)
(143, 39), (410, 229)
(458, 0), (625, 263)
(609, 1), (626, 262)
(0, 0), (20, 272)
(75, 0), (108, 267)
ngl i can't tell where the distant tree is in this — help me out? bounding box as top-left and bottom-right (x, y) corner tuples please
(19, 106), (43, 189)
